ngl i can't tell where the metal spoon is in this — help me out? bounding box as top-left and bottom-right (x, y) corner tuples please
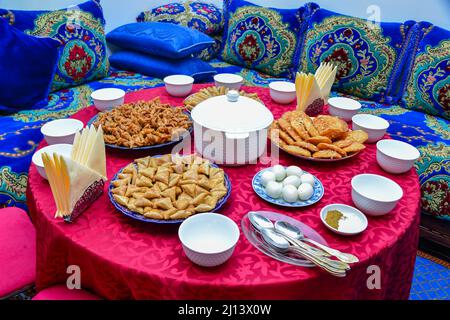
(260, 228), (347, 277)
(249, 212), (349, 272)
(248, 212), (329, 257)
(275, 220), (359, 264)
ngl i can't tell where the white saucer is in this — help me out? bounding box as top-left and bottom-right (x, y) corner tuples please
(320, 204), (368, 236)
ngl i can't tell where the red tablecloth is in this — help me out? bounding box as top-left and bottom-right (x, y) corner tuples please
(27, 85), (421, 299)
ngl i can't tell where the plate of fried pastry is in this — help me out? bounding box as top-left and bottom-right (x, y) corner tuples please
(88, 97), (192, 150)
(269, 110), (368, 161)
(183, 86), (261, 111)
(109, 154), (231, 223)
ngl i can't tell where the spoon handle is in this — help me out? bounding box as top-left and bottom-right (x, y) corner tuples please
(282, 234), (331, 258)
(303, 239), (359, 264)
(288, 246), (347, 277)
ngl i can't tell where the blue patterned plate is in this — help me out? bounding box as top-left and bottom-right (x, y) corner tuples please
(87, 110), (193, 151)
(109, 158), (232, 224)
(252, 167), (324, 207)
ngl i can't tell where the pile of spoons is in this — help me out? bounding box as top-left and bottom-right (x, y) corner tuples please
(248, 211), (359, 277)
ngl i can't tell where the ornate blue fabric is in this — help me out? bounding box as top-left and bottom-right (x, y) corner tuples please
(0, 20), (60, 114)
(221, 0), (302, 78)
(0, 0), (109, 92)
(137, 1), (223, 36)
(400, 23), (450, 120)
(194, 34), (223, 61)
(107, 22), (214, 59)
(295, 2), (417, 104)
(0, 59), (448, 220)
(109, 51), (216, 82)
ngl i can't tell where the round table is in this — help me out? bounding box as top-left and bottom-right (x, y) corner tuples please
(27, 85), (421, 299)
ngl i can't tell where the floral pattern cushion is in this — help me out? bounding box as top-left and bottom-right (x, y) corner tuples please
(0, 0), (109, 92)
(221, 0), (301, 78)
(401, 23), (450, 120)
(295, 3), (416, 103)
(137, 1), (223, 35)
(194, 34), (223, 61)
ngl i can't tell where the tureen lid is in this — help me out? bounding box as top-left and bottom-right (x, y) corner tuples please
(190, 91), (274, 133)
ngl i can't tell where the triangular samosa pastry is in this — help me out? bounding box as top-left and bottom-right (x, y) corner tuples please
(44, 125), (107, 222)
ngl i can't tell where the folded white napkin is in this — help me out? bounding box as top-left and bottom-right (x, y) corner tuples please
(43, 125), (107, 221)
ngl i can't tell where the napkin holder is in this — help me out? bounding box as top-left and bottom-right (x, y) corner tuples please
(295, 62), (337, 116)
(43, 125), (107, 223)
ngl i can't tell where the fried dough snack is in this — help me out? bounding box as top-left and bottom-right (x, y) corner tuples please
(111, 154), (228, 220)
(269, 110), (368, 160)
(183, 86), (261, 110)
(93, 98), (191, 148)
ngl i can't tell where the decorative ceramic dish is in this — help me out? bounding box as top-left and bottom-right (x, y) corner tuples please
(108, 159), (232, 224)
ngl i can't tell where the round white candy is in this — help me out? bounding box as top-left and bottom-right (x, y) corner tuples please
(265, 181), (283, 199)
(286, 166), (303, 177)
(282, 175), (302, 188)
(260, 171), (276, 187)
(300, 173), (315, 186)
(272, 165), (286, 181)
(298, 183), (314, 201)
(282, 185), (298, 203)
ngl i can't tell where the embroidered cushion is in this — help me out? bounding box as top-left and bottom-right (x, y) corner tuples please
(295, 2), (416, 103)
(401, 23), (450, 120)
(109, 51), (216, 82)
(0, 0), (109, 92)
(194, 34), (223, 61)
(221, 0), (302, 78)
(107, 22), (214, 59)
(0, 20), (60, 114)
(137, 1), (223, 36)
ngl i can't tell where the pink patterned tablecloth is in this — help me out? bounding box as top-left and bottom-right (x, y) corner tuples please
(27, 85), (421, 299)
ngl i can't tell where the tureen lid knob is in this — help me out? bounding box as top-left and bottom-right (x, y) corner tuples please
(226, 90), (240, 102)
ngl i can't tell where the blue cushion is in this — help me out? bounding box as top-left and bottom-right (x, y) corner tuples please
(109, 51), (216, 82)
(137, 1), (223, 36)
(106, 22), (214, 59)
(221, 0), (302, 78)
(0, 19), (60, 113)
(0, 0), (109, 92)
(400, 23), (450, 120)
(295, 2), (417, 103)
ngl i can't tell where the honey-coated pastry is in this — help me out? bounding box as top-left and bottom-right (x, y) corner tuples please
(93, 98), (191, 148)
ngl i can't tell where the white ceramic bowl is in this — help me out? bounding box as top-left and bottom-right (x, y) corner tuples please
(214, 73), (243, 90)
(328, 97), (361, 121)
(351, 174), (403, 216)
(376, 139), (420, 174)
(320, 203), (368, 236)
(91, 88), (125, 111)
(269, 81), (296, 104)
(32, 144), (73, 179)
(178, 213), (240, 267)
(164, 75), (194, 97)
(41, 119), (83, 145)
(352, 114), (389, 143)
